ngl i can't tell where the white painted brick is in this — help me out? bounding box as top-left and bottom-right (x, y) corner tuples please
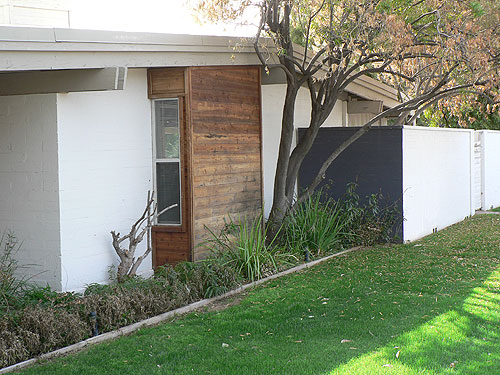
(402, 127), (473, 242)
(0, 94), (61, 291)
(57, 69), (153, 291)
(1, 70), (155, 291)
(478, 131), (500, 210)
(0, 199), (11, 215)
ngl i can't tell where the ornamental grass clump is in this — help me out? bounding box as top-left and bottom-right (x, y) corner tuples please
(280, 185), (401, 257)
(205, 214), (285, 282)
(282, 191), (350, 257)
(0, 232), (32, 312)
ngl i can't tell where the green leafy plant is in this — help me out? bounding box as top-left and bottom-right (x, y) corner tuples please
(205, 214), (283, 282)
(282, 191), (350, 257)
(173, 260), (241, 300)
(340, 183), (402, 246)
(22, 286), (78, 308)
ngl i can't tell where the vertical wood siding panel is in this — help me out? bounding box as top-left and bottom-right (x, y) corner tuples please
(190, 66), (263, 260)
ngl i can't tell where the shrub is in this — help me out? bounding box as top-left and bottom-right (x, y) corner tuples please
(82, 277), (190, 332)
(16, 305), (89, 355)
(0, 318), (33, 368)
(78, 261), (240, 333)
(0, 305), (89, 368)
(173, 260), (241, 300)
(340, 183), (401, 246)
(0, 252), (243, 368)
(22, 286), (79, 308)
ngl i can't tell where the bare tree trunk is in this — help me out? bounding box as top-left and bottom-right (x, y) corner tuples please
(267, 82), (300, 232)
(267, 84), (340, 229)
(116, 254), (135, 283)
(111, 192), (176, 283)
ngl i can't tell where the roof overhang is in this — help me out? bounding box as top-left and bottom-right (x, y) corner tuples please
(0, 26), (262, 70)
(0, 26), (399, 106)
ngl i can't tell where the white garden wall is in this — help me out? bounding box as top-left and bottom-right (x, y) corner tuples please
(478, 130), (500, 210)
(56, 68), (153, 291)
(0, 94), (62, 289)
(402, 126), (474, 242)
(261, 84), (344, 217)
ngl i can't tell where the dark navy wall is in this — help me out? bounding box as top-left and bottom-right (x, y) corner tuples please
(298, 126), (403, 239)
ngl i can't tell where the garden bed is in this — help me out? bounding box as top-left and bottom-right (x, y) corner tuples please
(0, 247), (359, 374)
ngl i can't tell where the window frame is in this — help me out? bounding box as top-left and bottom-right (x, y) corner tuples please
(152, 97), (185, 229)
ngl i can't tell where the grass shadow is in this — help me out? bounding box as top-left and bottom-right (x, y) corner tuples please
(327, 266), (500, 374)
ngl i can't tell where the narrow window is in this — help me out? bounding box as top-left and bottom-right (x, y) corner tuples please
(153, 99), (182, 225)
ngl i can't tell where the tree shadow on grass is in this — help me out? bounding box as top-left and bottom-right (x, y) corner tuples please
(326, 267), (500, 375)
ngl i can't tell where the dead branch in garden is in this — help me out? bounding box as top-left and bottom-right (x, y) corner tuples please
(111, 191), (177, 283)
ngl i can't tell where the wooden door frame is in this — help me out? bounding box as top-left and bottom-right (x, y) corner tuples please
(149, 67), (193, 268)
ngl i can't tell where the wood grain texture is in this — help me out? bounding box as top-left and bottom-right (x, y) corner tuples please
(148, 66), (263, 265)
(189, 66), (263, 260)
(152, 228), (190, 267)
(148, 68), (186, 98)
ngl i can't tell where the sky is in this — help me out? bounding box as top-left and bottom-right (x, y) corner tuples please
(69, 0), (257, 37)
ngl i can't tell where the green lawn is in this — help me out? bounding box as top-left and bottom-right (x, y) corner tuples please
(16, 215), (500, 374)
(490, 207), (500, 213)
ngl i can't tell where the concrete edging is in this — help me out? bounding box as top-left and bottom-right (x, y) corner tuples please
(0, 246), (361, 374)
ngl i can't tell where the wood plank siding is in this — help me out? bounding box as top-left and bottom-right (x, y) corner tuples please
(189, 66), (262, 260)
(148, 65), (263, 265)
(148, 68), (185, 98)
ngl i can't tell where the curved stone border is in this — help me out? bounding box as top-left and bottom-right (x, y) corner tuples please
(0, 246), (361, 374)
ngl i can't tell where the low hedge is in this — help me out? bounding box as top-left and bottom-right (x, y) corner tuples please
(0, 261), (241, 368)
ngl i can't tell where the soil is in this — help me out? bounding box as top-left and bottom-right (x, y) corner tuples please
(199, 292), (248, 312)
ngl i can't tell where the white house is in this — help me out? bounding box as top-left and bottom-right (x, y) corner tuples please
(0, 25), (399, 291)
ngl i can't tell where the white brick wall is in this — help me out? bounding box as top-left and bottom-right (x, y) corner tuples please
(0, 0), (70, 28)
(0, 94), (62, 289)
(56, 68), (153, 291)
(402, 126), (474, 242)
(478, 130), (500, 210)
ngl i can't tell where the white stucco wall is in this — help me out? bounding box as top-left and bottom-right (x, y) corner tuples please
(56, 68), (153, 291)
(261, 84), (344, 217)
(402, 126), (474, 242)
(478, 130), (500, 210)
(0, 94), (62, 289)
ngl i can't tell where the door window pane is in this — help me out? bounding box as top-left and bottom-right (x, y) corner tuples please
(156, 162), (181, 224)
(155, 99), (180, 159)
